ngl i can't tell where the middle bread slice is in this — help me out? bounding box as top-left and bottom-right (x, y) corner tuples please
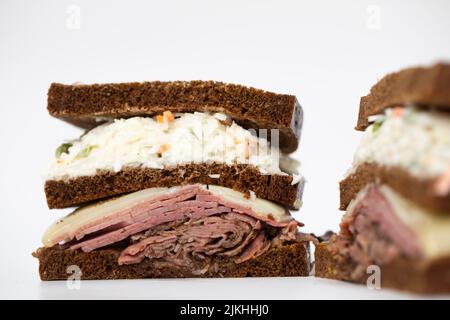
(36, 184), (312, 280)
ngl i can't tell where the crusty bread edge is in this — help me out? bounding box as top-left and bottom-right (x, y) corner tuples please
(45, 163), (304, 210)
(357, 63), (450, 130)
(314, 241), (450, 294)
(340, 163), (450, 213)
(47, 81), (303, 153)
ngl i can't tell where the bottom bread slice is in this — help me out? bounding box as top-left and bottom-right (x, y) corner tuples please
(34, 240), (310, 281)
(315, 241), (450, 294)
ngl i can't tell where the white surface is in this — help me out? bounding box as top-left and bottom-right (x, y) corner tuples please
(0, 0), (449, 299)
(9, 277), (434, 300)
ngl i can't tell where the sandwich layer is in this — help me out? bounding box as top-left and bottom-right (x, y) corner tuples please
(34, 239), (310, 280)
(342, 107), (450, 212)
(340, 162), (450, 213)
(39, 184), (310, 277)
(342, 184), (450, 260)
(357, 63), (450, 130)
(48, 81), (303, 153)
(352, 107), (450, 179)
(46, 163), (304, 209)
(316, 184), (450, 293)
(315, 241), (450, 294)
(49, 112), (298, 180)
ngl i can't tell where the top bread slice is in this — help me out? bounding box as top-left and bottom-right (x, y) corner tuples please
(357, 63), (450, 130)
(48, 81), (303, 153)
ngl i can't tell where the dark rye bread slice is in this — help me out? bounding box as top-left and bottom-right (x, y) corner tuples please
(48, 81), (303, 153)
(45, 163), (303, 209)
(340, 163), (450, 213)
(33, 239), (310, 280)
(315, 240), (450, 294)
(357, 63), (450, 130)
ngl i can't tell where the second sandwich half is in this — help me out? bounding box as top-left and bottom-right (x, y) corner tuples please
(34, 81), (312, 280)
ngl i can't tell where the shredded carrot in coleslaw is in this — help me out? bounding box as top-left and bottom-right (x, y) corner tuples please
(163, 111), (174, 122)
(157, 144), (170, 155)
(156, 115), (164, 123)
(156, 111), (175, 124)
(434, 166), (450, 196)
(393, 107), (405, 118)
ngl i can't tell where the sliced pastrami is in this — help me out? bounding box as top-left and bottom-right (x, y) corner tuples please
(70, 205), (232, 252)
(118, 213), (266, 266)
(332, 184), (423, 280)
(234, 232), (271, 263)
(62, 185), (296, 252)
(47, 184), (301, 268)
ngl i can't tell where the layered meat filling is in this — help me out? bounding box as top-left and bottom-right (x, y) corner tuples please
(331, 184), (450, 280)
(43, 184), (303, 271)
(48, 112), (302, 181)
(350, 107), (450, 195)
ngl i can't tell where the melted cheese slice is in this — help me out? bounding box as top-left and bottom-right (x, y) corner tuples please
(207, 185), (287, 221)
(380, 185), (450, 259)
(347, 185), (450, 259)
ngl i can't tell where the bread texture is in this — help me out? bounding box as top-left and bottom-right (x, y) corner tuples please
(340, 163), (450, 213)
(33, 240), (310, 280)
(45, 163), (303, 209)
(357, 63), (450, 130)
(48, 81), (303, 153)
(315, 241), (450, 294)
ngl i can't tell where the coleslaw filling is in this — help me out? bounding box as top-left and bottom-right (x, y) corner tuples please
(48, 112), (301, 180)
(350, 106), (450, 178)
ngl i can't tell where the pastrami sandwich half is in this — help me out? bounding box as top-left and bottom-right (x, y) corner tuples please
(44, 81), (304, 209)
(34, 81), (311, 280)
(315, 63), (450, 293)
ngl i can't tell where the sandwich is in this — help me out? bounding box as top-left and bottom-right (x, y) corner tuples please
(315, 63), (450, 293)
(33, 81), (312, 280)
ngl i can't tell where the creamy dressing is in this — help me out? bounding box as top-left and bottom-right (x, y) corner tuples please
(352, 107), (450, 178)
(48, 112), (298, 180)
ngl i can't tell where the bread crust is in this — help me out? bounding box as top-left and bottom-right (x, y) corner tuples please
(340, 163), (450, 213)
(47, 81), (303, 153)
(315, 241), (450, 294)
(357, 63), (450, 130)
(33, 240), (310, 280)
(45, 163), (304, 209)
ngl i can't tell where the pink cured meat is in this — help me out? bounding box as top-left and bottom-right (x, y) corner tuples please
(118, 212), (269, 266)
(332, 184), (423, 280)
(52, 184), (300, 266)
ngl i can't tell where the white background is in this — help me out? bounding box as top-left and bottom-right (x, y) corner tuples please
(0, 0), (449, 299)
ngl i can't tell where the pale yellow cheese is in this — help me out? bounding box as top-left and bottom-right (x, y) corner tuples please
(42, 187), (169, 247)
(346, 185), (450, 260)
(207, 185), (287, 221)
(380, 185), (450, 259)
